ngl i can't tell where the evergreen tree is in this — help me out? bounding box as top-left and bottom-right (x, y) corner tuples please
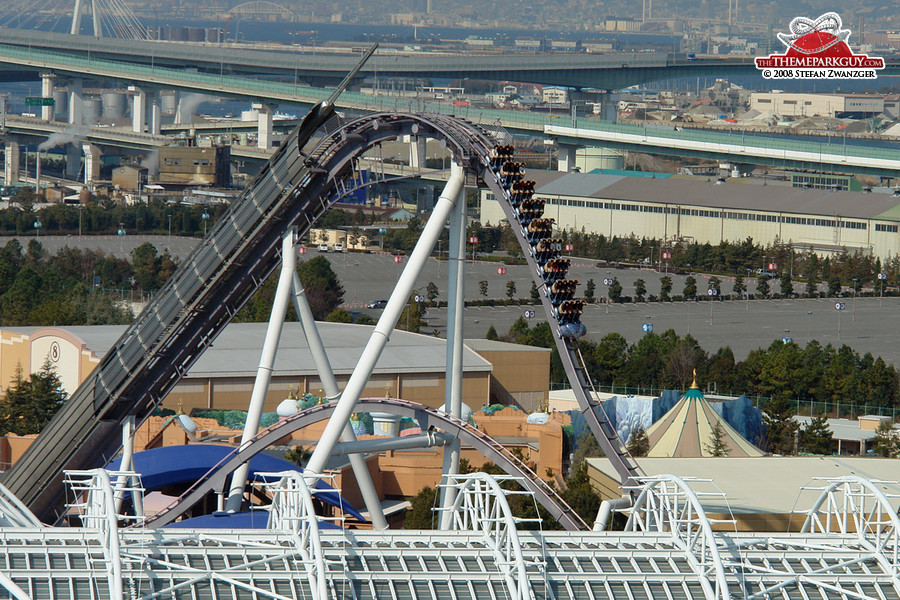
(756, 276), (770, 298)
(872, 420), (898, 458)
(479, 280), (489, 297)
(799, 416), (833, 455)
(682, 276), (697, 300)
(732, 275), (745, 298)
(0, 359), (68, 436)
(425, 281), (439, 302)
(325, 308), (353, 323)
(571, 431), (603, 471)
(485, 325), (499, 340)
(828, 277), (842, 297)
(584, 278), (596, 303)
(805, 277), (818, 297)
(530, 281), (539, 302)
(626, 426), (650, 457)
(404, 486), (438, 529)
(704, 422), (729, 457)
(633, 278), (647, 302)
(659, 276), (673, 301)
(397, 292), (427, 333)
(505, 280), (517, 300)
(608, 277), (623, 303)
(561, 463), (602, 526)
(780, 273), (793, 297)
(763, 397), (799, 455)
(297, 256), (345, 320)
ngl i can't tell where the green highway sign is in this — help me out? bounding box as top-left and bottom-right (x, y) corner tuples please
(25, 97), (55, 107)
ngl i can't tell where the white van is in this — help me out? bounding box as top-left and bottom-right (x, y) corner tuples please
(333, 243), (344, 252)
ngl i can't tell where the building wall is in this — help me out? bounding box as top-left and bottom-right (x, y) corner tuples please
(472, 348), (550, 412)
(0, 329), (101, 397)
(480, 190), (900, 258)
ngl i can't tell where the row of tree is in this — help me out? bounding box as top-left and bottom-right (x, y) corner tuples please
(490, 319), (900, 407)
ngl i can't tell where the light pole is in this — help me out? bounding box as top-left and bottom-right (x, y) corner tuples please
(78, 205), (83, 236)
(852, 278), (858, 322)
(707, 287), (718, 323)
(878, 272), (886, 306)
(807, 310), (812, 342)
(33, 218), (41, 238)
(117, 222), (126, 256)
(202, 210), (209, 237)
(649, 245), (654, 271)
(603, 277), (612, 314)
(835, 301), (845, 342)
(167, 214), (172, 251)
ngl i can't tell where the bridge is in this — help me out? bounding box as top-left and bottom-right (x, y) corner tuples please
(1, 35), (899, 178)
(0, 26), (765, 89)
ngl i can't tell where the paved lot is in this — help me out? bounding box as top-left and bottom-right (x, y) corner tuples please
(0, 235), (200, 261)
(7, 237), (894, 365)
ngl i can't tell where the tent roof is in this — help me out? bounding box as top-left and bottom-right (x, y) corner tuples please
(644, 382), (764, 458)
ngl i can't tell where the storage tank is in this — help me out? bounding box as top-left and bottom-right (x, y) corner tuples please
(160, 91), (177, 115)
(82, 97), (101, 123)
(101, 92), (126, 120)
(576, 147), (625, 171)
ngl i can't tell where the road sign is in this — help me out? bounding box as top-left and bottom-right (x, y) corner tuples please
(25, 97), (55, 107)
(93, 275), (101, 287)
(564, 243), (574, 252)
(33, 220), (41, 229)
(414, 294), (424, 302)
(707, 288), (718, 296)
(469, 236), (478, 244)
(768, 262), (777, 270)
(524, 309), (535, 318)
(835, 302), (845, 310)
(662, 251), (671, 260)
(603, 278), (612, 285)
(878, 272), (887, 280)
(642, 323), (653, 333)
(393, 255), (403, 264)
(497, 267), (507, 275)
(299, 246), (308, 254)
(781, 337), (792, 344)
(117, 228), (126, 236)
(378, 228), (387, 234)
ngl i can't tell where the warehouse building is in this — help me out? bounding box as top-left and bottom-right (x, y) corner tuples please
(480, 171), (900, 258)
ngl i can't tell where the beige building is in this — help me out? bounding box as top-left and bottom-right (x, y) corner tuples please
(158, 146), (231, 187)
(480, 171), (900, 258)
(749, 92), (885, 118)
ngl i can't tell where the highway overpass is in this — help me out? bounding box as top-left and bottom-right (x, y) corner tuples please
(1, 41), (899, 178)
(0, 26), (768, 89)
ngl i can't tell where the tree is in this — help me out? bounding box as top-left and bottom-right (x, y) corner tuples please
(683, 276), (697, 300)
(397, 292), (427, 333)
(505, 280), (517, 300)
(633, 278), (646, 302)
(626, 426), (649, 457)
(0, 360), (68, 436)
(708, 276), (721, 295)
(425, 281), (439, 302)
(530, 281), (539, 302)
(325, 308), (353, 323)
(732, 275), (745, 298)
(763, 397), (799, 455)
(404, 486), (438, 529)
(828, 277), (842, 297)
(799, 415), (833, 455)
(756, 276), (770, 298)
(284, 446), (311, 467)
(479, 280), (489, 297)
(780, 273), (793, 297)
(805, 277), (818, 297)
(872, 420), (898, 457)
(704, 421), (729, 457)
(608, 277), (623, 303)
(584, 278), (596, 303)
(571, 431), (603, 471)
(485, 325), (499, 340)
(659, 275), (673, 301)
(298, 256), (344, 320)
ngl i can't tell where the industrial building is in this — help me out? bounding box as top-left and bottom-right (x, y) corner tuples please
(480, 170), (900, 258)
(749, 92), (887, 118)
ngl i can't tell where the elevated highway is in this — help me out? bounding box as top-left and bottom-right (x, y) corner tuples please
(1, 42), (898, 177)
(0, 27), (762, 89)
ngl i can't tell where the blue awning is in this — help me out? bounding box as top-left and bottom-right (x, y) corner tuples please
(163, 511), (344, 530)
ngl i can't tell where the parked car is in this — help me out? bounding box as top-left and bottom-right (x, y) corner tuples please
(366, 299), (388, 309)
(333, 243), (344, 252)
(317, 244), (329, 252)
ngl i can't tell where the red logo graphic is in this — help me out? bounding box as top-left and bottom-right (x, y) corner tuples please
(755, 12), (884, 79)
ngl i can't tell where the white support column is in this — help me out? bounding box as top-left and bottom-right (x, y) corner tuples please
(68, 79), (83, 125)
(40, 73), (55, 121)
(70, 0), (83, 35)
(92, 0), (102, 38)
(253, 103), (274, 149)
(149, 94), (161, 136)
(290, 273), (388, 530)
(82, 143), (100, 186)
(303, 162), (466, 483)
(438, 171), (467, 530)
(4, 142), (19, 184)
(130, 86), (146, 133)
(226, 228), (298, 512)
(557, 143), (579, 173)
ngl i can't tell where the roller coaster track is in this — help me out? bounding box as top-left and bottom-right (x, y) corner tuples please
(3, 110), (640, 523)
(142, 397), (588, 530)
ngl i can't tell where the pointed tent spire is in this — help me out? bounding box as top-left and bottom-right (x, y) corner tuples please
(690, 369), (699, 390)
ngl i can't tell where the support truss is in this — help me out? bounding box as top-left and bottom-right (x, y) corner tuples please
(439, 472), (544, 600)
(624, 474), (734, 600)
